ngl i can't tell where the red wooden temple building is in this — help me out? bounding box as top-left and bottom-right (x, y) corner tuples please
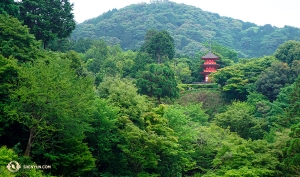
(200, 52), (220, 82)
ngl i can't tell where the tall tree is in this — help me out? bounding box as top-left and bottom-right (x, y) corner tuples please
(19, 0), (76, 49)
(4, 56), (96, 175)
(136, 64), (179, 103)
(146, 30), (175, 64)
(0, 0), (19, 17)
(0, 14), (41, 62)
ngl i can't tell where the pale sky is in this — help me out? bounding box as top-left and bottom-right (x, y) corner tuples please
(69, 0), (300, 28)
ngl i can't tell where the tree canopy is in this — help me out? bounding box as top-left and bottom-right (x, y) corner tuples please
(18, 0), (76, 48)
(71, 1), (300, 58)
(1, 2), (300, 176)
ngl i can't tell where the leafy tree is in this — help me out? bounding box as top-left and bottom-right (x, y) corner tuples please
(131, 52), (155, 77)
(47, 38), (72, 52)
(284, 76), (300, 126)
(146, 30), (175, 64)
(256, 62), (291, 101)
(18, 0), (76, 48)
(117, 105), (179, 176)
(211, 56), (277, 101)
(283, 123), (300, 176)
(60, 50), (87, 77)
(214, 101), (265, 140)
(172, 58), (193, 83)
(140, 29), (158, 52)
(136, 64), (179, 103)
(85, 98), (120, 176)
(0, 55), (19, 146)
(4, 56), (96, 175)
(291, 60), (300, 82)
(85, 39), (109, 74)
(163, 104), (209, 174)
(97, 77), (148, 126)
(275, 40), (300, 66)
(207, 138), (280, 177)
(0, 0), (19, 17)
(0, 146), (45, 176)
(0, 14), (41, 62)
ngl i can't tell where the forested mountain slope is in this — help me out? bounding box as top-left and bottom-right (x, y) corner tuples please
(71, 0), (300, 58)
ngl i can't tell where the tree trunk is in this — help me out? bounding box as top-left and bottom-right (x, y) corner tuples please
(24, 127), (35, 157)
(157, 53), (161, 64)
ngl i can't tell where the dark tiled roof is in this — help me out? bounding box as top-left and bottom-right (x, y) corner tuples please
(201, 52), (219, 59)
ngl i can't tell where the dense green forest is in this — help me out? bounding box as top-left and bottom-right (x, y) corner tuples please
(70, 0), (300, 58)
(1, 0), (300, 177)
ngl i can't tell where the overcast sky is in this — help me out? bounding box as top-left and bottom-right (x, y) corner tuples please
(69, 0), (300, 28)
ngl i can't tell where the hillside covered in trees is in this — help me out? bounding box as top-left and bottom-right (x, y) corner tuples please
(71, 0), (300, 58)
(1, 0), (300, 177)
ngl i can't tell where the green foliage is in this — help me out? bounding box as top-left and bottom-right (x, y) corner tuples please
(0, 146), (48, 177)
(211, 56), (277, 101)
(4, 55), (96, 175)
(0, 55), (19, 145)
(85, 98), (119, 176)
(136, 63), (179, 103)
(214, 101), (266, 140)
(275, 40), (300, 66)
(284, 76), (300, 126)
(179, 83), (218, 90)
(2, 8), (300, 176)
(71, 1), (300, 58)
(97, 77), (148, 126)
(177, 89), (225, 119)
(85, 39), (109, 73)
(283, 123), (300, 176)
(0, 0), (19, 17)
(171, 58), (193, 83)
(0, 146), (18, 176)
(0, 15), (41, 62)
(131, 51), (155, 76)
(247, 92), (285, 128)
(18, 0), (76, 48)
(210, 138), (280, 177)
(145, 30), (175, 63)
(256, 62), (291, 101)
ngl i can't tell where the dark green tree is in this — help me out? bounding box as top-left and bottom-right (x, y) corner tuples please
(0, 14), (41, 62)
(19, 0), (76, 49)
(275, 40), (300, 66)
(284, 123), (300, 176)
(256, 62), (291, 101)
(140, 29), (158, 52)
(284, 76), (300, 126)
(0, 0), (19, 17)
(131, 52), (155, 77)
(0, 55), (18, 144)
(136, 64), (179, 103)
(146, 30), (175, 64)
(211, 56), (277, 101)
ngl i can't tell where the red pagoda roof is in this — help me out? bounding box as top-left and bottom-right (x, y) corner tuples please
(201, 64), (220, 68)
(201, 52), (219, 60)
